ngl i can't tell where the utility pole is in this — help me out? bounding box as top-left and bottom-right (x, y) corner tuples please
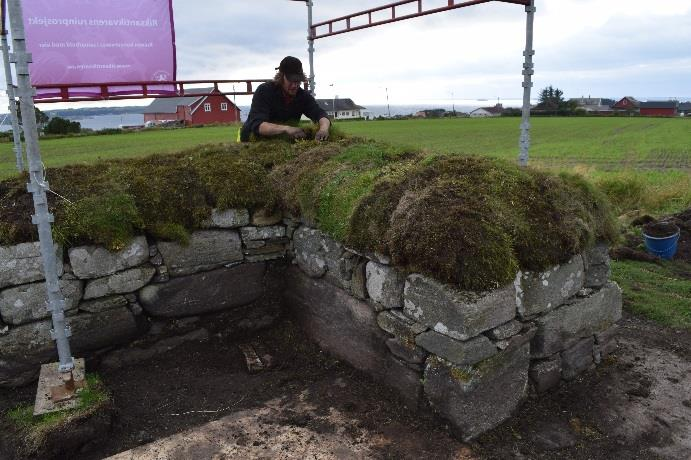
(386, 87), (391, 118)
(1, 18), (23, 171)
(518, 0), (535, 167)
(6, 0), (75, 378)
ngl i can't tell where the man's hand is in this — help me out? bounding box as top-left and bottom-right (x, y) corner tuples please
(285, 126), (306, 139)
(315, 128), (329, 141)
(315, 117), (331, 141)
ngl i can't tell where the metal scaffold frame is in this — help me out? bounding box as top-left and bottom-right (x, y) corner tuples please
(307, 0), (536, 166)
(6, 0), (75, 376)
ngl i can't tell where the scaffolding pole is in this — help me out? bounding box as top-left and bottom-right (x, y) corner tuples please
(1, 31), (24, 171)
(7, 0), (74, 373)
(306, 0), (316, 95)
(518, 0), (535, 167)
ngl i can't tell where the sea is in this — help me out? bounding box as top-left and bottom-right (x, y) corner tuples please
(0, 100), (527, 131)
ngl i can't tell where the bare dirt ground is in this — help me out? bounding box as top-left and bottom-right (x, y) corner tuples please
(2, 309), (690, 460)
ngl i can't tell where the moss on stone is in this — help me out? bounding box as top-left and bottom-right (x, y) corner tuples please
(55, 193), (143, 251)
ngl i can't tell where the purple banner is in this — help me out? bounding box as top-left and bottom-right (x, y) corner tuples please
(24, 0), (176, 99)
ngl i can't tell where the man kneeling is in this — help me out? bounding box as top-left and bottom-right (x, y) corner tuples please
(240, 56), (330, 142)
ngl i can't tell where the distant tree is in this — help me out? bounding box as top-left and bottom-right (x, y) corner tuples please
(45, 116), (81, 135)
(535, 85), (578, 114)
(15, 104), (49, 128)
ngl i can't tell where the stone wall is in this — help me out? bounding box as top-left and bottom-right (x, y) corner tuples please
(0, 208), (289, 387)
(285, 228), (621, 441)
(0, 211), (622, 441)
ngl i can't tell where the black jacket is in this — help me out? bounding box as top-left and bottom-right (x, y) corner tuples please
(240, 82), (328, 141)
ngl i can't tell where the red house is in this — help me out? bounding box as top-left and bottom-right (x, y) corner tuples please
(143, 88), (241, 126)
(639, 100), (678, 117)
(612, 96), (640, 114)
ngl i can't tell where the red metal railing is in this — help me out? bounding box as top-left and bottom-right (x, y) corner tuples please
(311, 0), (530, 39)
(32, 79), (289, 103)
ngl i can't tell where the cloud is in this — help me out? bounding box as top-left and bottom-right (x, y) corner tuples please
(9, 0), (691, 110)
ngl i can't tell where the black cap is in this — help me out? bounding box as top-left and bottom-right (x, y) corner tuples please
(276, 56), (304, 82)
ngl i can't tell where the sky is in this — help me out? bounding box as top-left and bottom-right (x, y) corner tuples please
(9, 0), (691, 110)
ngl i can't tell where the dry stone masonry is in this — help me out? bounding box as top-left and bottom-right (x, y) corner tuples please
(0, 209), (622, 441)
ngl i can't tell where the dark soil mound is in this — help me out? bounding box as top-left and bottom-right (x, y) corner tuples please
(642, 222), (680, 238)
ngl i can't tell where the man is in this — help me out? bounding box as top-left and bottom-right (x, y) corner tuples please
(240, 56), (330, 142)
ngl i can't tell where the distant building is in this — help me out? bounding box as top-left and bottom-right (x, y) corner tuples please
(639, 100), (678, 117)
(414, 108), (447, 118)
(143, 87), (241, 126)
(612, 96), (640, 114)
(317, 98), (366, 119)
(469, 103), (503, 118)
(569, 97), (614, 114)
(678, 102), (691, 116)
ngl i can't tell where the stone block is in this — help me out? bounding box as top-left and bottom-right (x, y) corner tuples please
(83, 266), (155, 300)
(377, 309), (427, 342)
(153, 265), (169, 283)
(583, 243), (611, 288)
(79, 295), (128, 313)
(404, 274), (516, 341)
(204, 208), (250, 228)
(529, 356), (562, 393)
(139, 263), (266, 317)
(0, 279), (83, 325)
(486, 319), (523, 341)
(594, 325), (619, 363)
(0, 307), (139, 387)
(240, 226), (286, 242)
(285, 268), (422, 407)
(532, 282), (622, 358)
(68, 237), (148, 279)
(416, 331), (497, 367)
(366, 261), (405, 309)
(0, 242), (63, 289)
(585, 265), (611, 289)
(561, 336), (594, 380)
(583, 242), (610, 266)
(350, 259), (368, 300)
(251, 207), (282, 226)
(385, 337), (428, 364)
(157, 230), (243, 277)
(516, 256), (584, 318)
(423, 342), (530, 441)
(292, 227), (343, 279)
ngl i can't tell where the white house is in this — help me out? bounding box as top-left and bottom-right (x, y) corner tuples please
(469, 103), (503, 118)
(317, 98), (366, 119)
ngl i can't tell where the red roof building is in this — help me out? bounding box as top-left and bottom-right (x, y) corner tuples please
(143, 88), (240, 126)
(612, 96), (640, 114)
(639, 101), (678, 117)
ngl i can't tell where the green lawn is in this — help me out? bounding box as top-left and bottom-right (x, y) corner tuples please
(337, 117), (691, 168)
(3, 118), (691, 181)
(611, 260), (691, 329)
(0, 125), (239, 180)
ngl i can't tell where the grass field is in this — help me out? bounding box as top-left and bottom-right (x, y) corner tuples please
(3, 117), (691, 180)
(0, 125), (238, 180)
(337, 117), (691, 168)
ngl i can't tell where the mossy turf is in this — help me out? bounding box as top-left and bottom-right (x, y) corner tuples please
(0, 137), (617, 291)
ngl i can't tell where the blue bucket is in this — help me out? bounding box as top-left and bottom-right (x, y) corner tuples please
(643, 224), (680, 260)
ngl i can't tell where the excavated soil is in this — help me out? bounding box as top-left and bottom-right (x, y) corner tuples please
(1, 310), (689, 460)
